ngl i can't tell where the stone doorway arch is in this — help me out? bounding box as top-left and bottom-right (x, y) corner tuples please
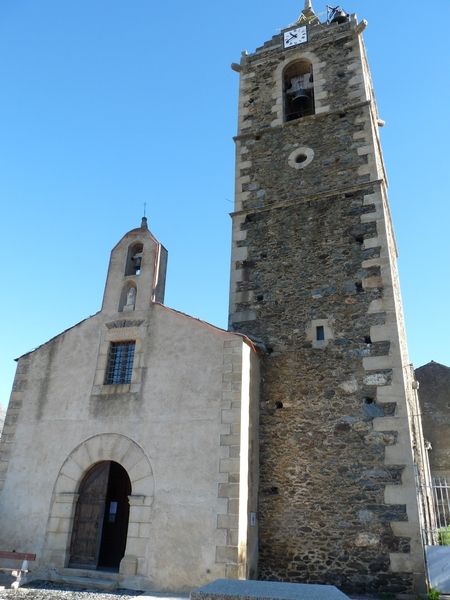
(43, 434), (154, 579)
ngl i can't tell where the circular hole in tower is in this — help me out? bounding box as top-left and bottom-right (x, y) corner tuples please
(275, 401), (284, 409)
(295, 153), (308, 164)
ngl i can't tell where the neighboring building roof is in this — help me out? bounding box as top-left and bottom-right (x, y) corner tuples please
(415, 360), (450, 475)
(416, 360), (450, 372)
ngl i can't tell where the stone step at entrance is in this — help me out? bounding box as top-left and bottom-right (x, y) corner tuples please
(49, 568), (120, 591)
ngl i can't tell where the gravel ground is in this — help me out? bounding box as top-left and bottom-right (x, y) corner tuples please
(0, 580), (190, 600)
(0, 580), (155, 600)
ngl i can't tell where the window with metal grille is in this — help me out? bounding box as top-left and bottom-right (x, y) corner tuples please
(104, 341), (135, 385)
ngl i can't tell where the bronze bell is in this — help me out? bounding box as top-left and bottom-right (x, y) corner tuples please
(290, 89), (311, 102)
(330, 7), (349, 24)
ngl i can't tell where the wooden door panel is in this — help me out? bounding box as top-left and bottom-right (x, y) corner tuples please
(69, 462), (110, 568)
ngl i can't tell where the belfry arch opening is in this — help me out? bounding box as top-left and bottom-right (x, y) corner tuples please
(125, 243), (143, 276)
(284, 60), (315, 122)
(69, 461), (131, 571)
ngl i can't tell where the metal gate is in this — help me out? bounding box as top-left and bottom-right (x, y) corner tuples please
(425, 476), (450, 593)
(432, 476), (450, 542)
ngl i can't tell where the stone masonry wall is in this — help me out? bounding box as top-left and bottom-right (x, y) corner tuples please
(232, 185), (417, 594)
(229, 15), (424, 595)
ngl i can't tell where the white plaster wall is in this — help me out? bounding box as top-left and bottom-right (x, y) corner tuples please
(0, 302), (254, 591)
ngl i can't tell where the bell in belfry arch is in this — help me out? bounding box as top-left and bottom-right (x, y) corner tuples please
(294, 94), (313, 119)
(290, 86), (313, 115)
(285, 72), (314, 121)
(132, 251), (143, 272)
(287, 74), (313, 100)
(291, 89), (311, 103)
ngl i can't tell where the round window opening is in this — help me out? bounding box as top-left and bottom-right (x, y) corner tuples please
(288, 146), (314, 170)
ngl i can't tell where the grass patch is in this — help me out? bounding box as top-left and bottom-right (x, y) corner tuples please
(438, 526), (450, 545)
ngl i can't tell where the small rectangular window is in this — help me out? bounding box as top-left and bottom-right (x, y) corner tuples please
(104, 341), (135, 385)
(316, 326), (325, 341)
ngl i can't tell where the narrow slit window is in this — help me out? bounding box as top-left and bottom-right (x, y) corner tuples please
(316, 326), (325, 341)
(104, 341), (135, 385)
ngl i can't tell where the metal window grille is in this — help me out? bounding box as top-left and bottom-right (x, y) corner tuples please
(433, 476), (450, 538)
(104, 341), (135, 385)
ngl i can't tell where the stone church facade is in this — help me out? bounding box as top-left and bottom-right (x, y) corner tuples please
(0, 221), (260, 591)
(0, 2), (433, 596)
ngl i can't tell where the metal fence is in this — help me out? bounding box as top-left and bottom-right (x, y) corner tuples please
(432, 476), (450, 545)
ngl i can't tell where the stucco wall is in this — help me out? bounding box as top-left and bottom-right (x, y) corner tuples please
(0, 302), (257, 591)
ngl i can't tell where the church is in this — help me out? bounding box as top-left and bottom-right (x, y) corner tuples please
(0, 2), (433, 596)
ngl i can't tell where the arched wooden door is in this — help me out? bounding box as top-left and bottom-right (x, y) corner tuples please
(69, 461), (131, 570)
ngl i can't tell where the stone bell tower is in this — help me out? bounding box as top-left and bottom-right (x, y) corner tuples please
(229, 2), (428, 595)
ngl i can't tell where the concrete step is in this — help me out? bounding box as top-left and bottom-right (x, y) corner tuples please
(49, 573), (118, 591)
(61, 567), (119, 581)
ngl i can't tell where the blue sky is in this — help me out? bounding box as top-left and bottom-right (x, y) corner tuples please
(1, 1), (449, 409)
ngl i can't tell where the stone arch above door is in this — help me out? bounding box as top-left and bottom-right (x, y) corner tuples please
(43, 433), (154, 578)
(54, 433), (154, 498)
